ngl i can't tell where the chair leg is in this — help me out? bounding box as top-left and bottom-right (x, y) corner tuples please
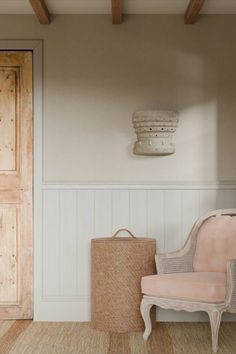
(208, 309), (222, 353)
(140, 298), (153, 341)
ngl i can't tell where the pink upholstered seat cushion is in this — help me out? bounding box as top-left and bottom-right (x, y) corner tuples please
(193, 216), (236, 273)
(141, 272), (226, 303)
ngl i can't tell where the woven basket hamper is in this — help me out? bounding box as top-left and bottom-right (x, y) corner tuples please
(91, 229), (156, 333)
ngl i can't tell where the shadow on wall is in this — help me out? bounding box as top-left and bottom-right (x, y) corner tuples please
(42, 16), (236, 182)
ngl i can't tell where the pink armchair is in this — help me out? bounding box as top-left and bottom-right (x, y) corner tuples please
(140, 209), (236, 353)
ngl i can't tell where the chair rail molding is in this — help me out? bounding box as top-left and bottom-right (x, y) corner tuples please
(43, 182), (236, 190)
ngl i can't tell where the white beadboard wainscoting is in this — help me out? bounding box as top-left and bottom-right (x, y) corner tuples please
(34, 183), (236, 322)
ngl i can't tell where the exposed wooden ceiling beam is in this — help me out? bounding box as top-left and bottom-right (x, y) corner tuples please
(112, 0), (122, 24)
(185, 0), (206, 24)
(29, 0), (50, 24)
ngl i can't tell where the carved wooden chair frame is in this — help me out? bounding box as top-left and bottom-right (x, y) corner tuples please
(140, 209), (236, 353)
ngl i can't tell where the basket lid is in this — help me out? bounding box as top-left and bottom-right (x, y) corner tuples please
(91, 237), (156, 242)
(91, 228), (156, 242)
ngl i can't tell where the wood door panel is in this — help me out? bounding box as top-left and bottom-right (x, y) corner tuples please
(0, 205), (18, 303)
(0, 175), (20, 190)
(0, 51), (32, 319)
(0, 52), (25, 66)
(0, 190), (20, 203)
(0, 69), (18, 171)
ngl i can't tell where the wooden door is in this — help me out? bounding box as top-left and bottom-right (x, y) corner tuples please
(0, 51), (33, 319)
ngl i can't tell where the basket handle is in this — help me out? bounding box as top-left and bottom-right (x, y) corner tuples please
(112, 228), (136, 239)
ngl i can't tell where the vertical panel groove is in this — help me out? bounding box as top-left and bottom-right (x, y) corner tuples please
(75, 190), (79, 296)
(40, 180), (44, 298)
(146, 190), (149, 238)
(111, 190), (113, 234)
(128, 190), (131, 230)
(58, 190), (62, 296)
(198, 190), (201, 217)
(42, 191), (45, 299)
(163, 190), (166, 252)
(181, 191), (183, 245)
(93, 190), (95, 236)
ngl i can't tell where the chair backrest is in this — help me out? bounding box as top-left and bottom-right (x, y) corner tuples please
(193, 215), (236, 273)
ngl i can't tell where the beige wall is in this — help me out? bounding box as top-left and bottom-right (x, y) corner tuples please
(0, 15), (236, 183)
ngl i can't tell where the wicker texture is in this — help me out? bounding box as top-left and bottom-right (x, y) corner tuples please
(156, 224), (199, 274)
(156, 250), (195, 274)
(91, 229), (156, 333)
(228, 259), (236, 313)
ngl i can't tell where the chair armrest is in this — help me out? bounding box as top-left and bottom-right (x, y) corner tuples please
(226, 259), (236, 312)
(156, 248), (194, 274)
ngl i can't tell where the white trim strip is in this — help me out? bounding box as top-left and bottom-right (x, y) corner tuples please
(42, 183), (236, 191)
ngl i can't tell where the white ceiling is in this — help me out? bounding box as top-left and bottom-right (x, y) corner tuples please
(0, 0), (236, 15)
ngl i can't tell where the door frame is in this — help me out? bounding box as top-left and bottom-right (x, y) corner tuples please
(0, 40), (43, 319)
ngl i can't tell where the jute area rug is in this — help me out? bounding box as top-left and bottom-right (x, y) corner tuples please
(0, 321), (235, 354)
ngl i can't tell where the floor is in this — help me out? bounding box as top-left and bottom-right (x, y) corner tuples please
(0, 321), (235, 354)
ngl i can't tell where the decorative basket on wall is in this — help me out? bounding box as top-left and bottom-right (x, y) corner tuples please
(132, 110), (179, 156)
(91, 229), (156, 333)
